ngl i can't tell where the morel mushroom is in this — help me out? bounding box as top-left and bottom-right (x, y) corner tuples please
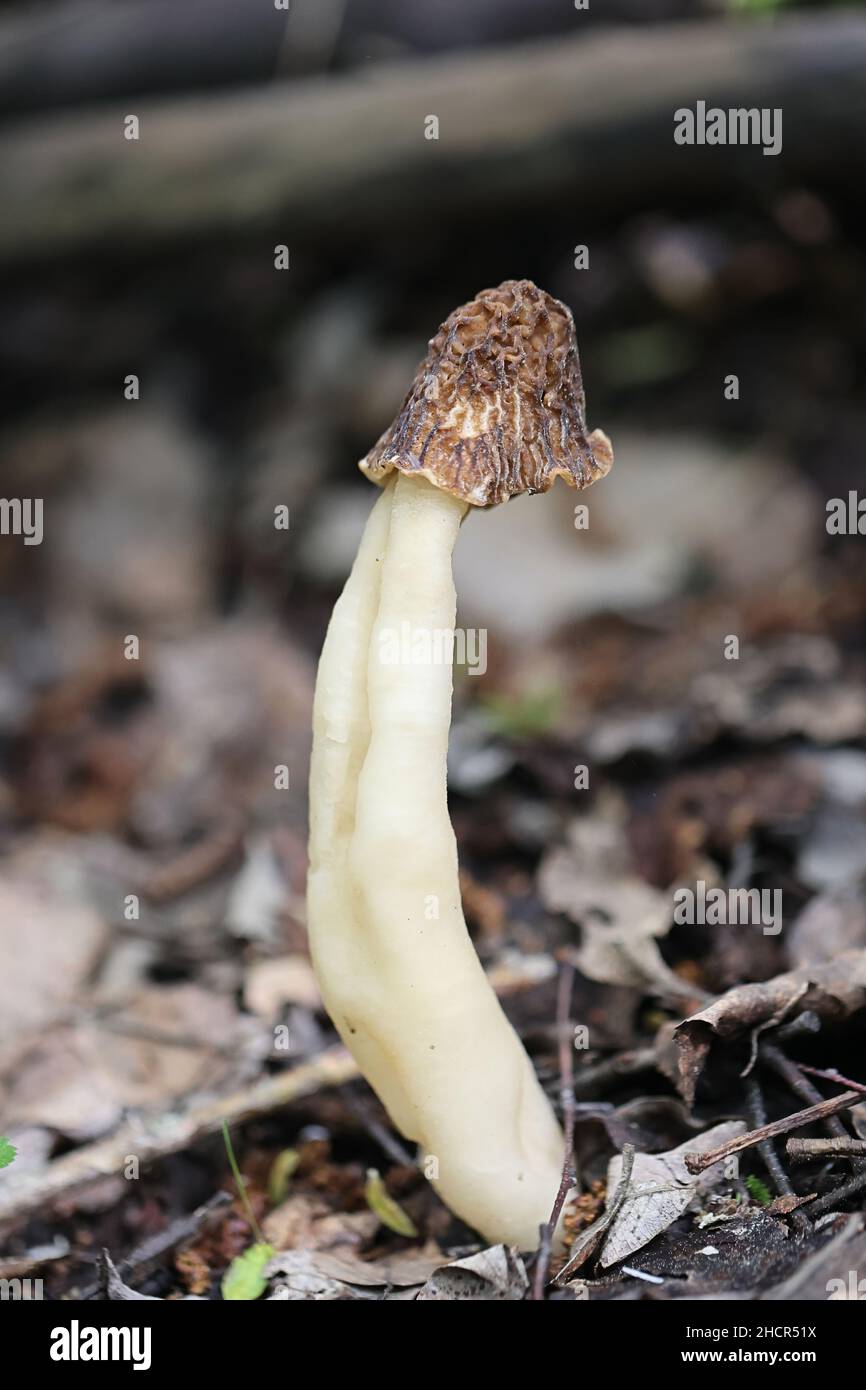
(307, 280), (612, 1248)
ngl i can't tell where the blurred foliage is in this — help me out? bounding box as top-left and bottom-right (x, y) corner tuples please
(729, 0), (859, 11)
(480, 688), (563, 741)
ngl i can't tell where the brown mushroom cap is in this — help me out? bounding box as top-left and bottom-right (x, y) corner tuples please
(359, 279), (613, 508)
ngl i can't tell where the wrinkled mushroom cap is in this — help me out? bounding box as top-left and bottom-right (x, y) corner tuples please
(359, 279), (613, 508)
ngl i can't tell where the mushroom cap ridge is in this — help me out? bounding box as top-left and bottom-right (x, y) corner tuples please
(359, 279), (613, 508)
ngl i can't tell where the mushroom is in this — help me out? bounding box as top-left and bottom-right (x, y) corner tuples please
(307, 280), (612, 1248)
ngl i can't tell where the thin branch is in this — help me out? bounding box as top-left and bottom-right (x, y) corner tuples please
(75, 1192), (230, 1300)
(553, 1144), (637, 1286)
(684, 1089), (864, 1176)
(805, 1167), (866, 1217)
(571, 1047), (657, 1097)
(760, 1040), (852, 1139)
(787, 1137), (866, 1161)
(796, 1064), (866, 1095)
(338, 1086), (417, 1168)
(745, 1077), (797, 1200)
(531, 962), (576, 1300)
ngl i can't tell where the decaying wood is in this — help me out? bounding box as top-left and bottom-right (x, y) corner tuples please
(1, 15), (866, 263)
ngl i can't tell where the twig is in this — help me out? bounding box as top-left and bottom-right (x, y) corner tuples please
(338, 1086), (417, 1168)
(75, 1192), (230, 1300)
(804, 1167), (866, 1217)
(571, 1047), (657, 1097)
(760, 1040), (852, 1139)
(787, 1137), (866, 1161)
(531, 963), (576, 1300)
(553, 1144), (637, 1285)
(120, 1192), (231, 1280)
(140, 811), (246, 904)
(745, 1077), (797, 1201)
(97, 1021), (241, 1055)
(796, 1064), (866, 1095)
(0, 1045), (358, 1227)
(684, 1090), (864, 1176)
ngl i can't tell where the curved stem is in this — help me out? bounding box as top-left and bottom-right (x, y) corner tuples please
(308, 474), (564, 1248)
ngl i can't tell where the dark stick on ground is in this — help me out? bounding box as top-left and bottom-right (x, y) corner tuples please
(571, 1047), (656, 1096)
(760, 1040), (852, 1139)
(338, 1086), (417, 1169)
(78, 1192), (231, 1300)
(746, 1077), (797, 1200)
(684, 1089), (864, 1176)
(805, 1167), (866, 1218)
(787, 1137), (866, 1160)
(553, 1144), (637, 1286)
(797, 1064), (866, 1096)
(531, 962), (576, 1301)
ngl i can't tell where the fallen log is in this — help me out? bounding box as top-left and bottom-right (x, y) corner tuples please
(0, 15), (864, 264)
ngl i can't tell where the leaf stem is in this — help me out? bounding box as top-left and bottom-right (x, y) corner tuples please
(221, 1120), (264, 1244)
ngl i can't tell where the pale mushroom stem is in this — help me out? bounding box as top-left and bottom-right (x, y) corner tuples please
(308, 473), (565, 1248)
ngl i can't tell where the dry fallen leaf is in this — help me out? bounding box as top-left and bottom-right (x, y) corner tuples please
(787, 893), (866, 969)
(539, 820), (694, 999)
(0, 878), (107, 1049)
(244, 955), (320, 1017)
(262, 1192), (376, 1253)
(0, 984), (263, 1139)
(266, 1250), (353, 1301)
(599, 1120), (746, 1268)
(415, 1245), (529, 1301)
(293, 1246), (443, 1289)
(671, 951), (866, 1105)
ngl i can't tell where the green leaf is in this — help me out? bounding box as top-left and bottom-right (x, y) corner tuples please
(364, 1168), (418, 1238)
(480, 688), (561, 740)
(728, 0), (792, 13)
(0, 1137), (16, 1170)
(221, 1242), (275, 1301)
(267, 1148), (300, 1206)
(745, 1174), (772, 1207)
